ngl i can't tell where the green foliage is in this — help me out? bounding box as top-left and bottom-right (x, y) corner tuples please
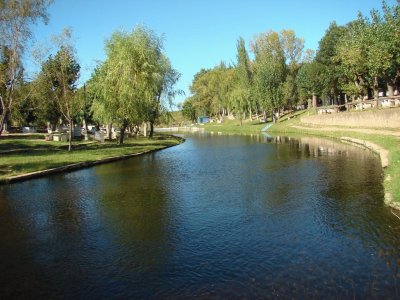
(40, 44), (80, 121)
(181, 98), (197, 122)
(252, 30), (287, 114)
(315, 22), (347, 101)
(189, 64), (236, 117)
(235, 37), (253, 120)
(334, 2), (400, 99)
(90, 26), (180, 142)
(296, 61), (325, 100)
(187, 1), (400, 115)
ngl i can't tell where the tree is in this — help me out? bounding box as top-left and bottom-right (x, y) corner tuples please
(189, 64), (235, 119)
(365, 2), (400, 98)
(251, 30), (287, 121)
(296, 62), (325, 108)
(278, 30), (304, 109)
(181, 98), (197, 122)
(335, 16), (370, 100)
(39, 30), (80, 151)
(315, 22), (347, 104)
(91, 26), (180, 143)
(31, 67), (62, 130)
(0, 0), (52, 135)
(146, 55), (182, 138)
(236, 37), (253, 118)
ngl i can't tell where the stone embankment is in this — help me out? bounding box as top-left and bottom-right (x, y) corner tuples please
(301, 108), (400, 129)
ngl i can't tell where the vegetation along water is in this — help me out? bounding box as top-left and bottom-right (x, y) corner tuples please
(1, 0), (400, 298)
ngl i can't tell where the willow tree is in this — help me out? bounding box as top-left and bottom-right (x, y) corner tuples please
(0, 0), (52, 135)
(146, 55), (181, 138)
(91, 26), (180, 143)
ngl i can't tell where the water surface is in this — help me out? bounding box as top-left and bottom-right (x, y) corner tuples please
(1, 133), (399, 299)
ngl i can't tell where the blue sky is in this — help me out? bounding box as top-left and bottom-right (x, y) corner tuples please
(28, 0), (397, 104)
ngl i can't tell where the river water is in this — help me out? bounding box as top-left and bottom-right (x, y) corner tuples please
(0, 133), (399, 299)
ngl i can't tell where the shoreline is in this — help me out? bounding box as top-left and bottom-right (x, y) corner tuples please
(0, 136), (184, 185)
(196, 112), (399, 209)
(266, 119), (399, 210)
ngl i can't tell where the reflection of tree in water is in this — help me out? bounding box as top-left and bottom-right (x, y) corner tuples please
(269, 136), (400, 296)
(96, 154), (173, 270)
(0, 176), (92, 298)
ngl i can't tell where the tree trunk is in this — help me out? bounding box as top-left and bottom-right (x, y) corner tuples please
(149, 121), (154, 138)
(143, 122), (147, 137)
(107, 123), (112, 140)
(0, 109), (9, 136)
(312, 94), (317, 108)
(388, 81), (395, 97)
(0, 85), (14, 137)
(68, 120), (73, 151)
(373, 76), (379, 100)
(118, 124), (127, 144)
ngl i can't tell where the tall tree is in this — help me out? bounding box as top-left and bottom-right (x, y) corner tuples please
(236, 37), (253, 118)
(0, 0), (52, 135)
(366, 2), (400, 97)
(280, 29), (304, 108)
(296, 61), (325, 108)
(91, 26), (180, 143)
(39, 30), (80, 151)
(251, 30), (287, 121)
(181, 98), (197, 122)
(335, 16), (370, 100)
(315, 22), (347, 104)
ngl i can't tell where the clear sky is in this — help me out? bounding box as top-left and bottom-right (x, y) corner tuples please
(28, 0), (397, 104)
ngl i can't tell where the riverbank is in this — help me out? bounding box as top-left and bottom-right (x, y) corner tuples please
(0, 134), (183, 184)
(201, 110), (400, 209)
(271, 113), (400, 209)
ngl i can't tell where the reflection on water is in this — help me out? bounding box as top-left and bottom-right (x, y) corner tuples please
(0, 132), (399, 299)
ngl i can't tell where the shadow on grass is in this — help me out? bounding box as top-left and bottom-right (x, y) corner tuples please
(0, 134), (45, 140)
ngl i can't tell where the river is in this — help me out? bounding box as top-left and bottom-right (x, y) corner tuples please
(0, 132), (399, 299)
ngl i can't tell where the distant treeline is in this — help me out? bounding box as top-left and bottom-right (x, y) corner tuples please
(181, 1), (400, 122)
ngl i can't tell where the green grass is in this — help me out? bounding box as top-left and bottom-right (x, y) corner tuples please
(0, 134), (182, 181)
(202, 118), (267, 133)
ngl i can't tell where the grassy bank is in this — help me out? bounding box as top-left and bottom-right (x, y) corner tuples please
(202, 118), (267, 133)
(0, 134), (183, 182)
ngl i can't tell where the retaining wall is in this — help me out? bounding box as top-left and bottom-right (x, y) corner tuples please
(301, 108), (400, 128)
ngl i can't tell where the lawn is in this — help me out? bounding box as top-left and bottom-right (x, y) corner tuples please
(202, 118), (267, 133)
(0, 134), (182, 182)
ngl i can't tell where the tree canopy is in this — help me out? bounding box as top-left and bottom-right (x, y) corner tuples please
(182, 1), (400, 122)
